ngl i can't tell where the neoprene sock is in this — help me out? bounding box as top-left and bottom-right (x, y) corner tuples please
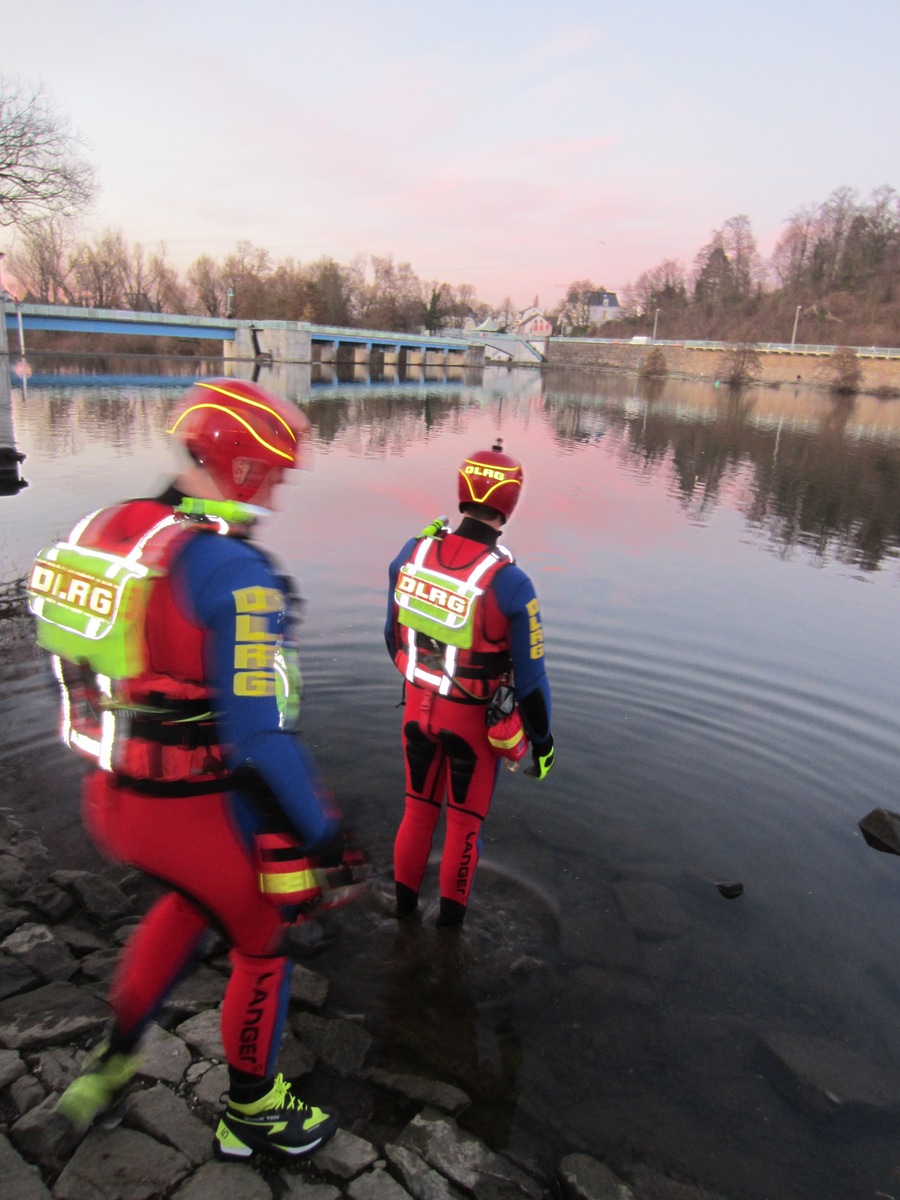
(436, 897), (466, 928)
(395, 882), (419, 917)
(228, 1067), (274, 1104)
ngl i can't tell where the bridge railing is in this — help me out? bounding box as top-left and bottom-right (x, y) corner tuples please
(0, 301), (477, 352)
(553, 335), (900, 359)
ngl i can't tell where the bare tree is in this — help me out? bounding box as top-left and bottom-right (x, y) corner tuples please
(222, 241), (272, 318)
(70, 228), (128, 308)
(810, 186), (858, 295)
(721, 341), (762, 386)
(624, 258), (687, 317)
(639, 347), (668, 379)
(771, 205), (817, 293)
(187, 254), (227, 317)
(6, 214), (77, 301)
(0, 77), (95, 227)
(353, 254), (424, 332)
(828, 346), (862, 394)
(721, 215), (764, 298)
(496, 295), (518, 332)
(561, 279), (597, 332)
(304, 257), (352, 325)
(122, 241), (185, 312)
(146, 245), (187, 313)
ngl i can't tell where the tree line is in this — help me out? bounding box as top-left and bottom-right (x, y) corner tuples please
(607, 190), (900, 347)
(5, 221), (494, 335)
(2, 75), (898, 346)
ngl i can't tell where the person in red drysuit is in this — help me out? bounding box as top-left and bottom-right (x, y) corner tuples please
(384, 441), (554, 929)
(48, 379), (341, 1160)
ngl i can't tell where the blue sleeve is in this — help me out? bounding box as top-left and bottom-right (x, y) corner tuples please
(492, 564), (553, 743)
(385, 536), (418, 659)
(172, 534), (334, 852)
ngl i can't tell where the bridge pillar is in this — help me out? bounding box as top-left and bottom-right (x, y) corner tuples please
(231, 361), (312, 399)
(225, 324), (312, 365)
(465, 343), (485, 367)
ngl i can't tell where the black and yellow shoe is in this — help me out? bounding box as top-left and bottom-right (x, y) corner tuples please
(215, 1073), (339, 1160)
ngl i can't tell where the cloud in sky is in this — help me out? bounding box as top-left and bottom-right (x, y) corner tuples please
(3, 0), (898, 309)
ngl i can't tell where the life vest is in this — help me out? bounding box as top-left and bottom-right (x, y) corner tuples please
(393, 533), (513, 700)
(27, 499), (300, 783)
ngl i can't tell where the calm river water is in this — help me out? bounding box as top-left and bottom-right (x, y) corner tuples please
(2, 358), (900, 1200)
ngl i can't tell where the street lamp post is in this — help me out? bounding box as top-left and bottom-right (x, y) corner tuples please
(791, 304), (802, 349)
(652, 308), (660, 340)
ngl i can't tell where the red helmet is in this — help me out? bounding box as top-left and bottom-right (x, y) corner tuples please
(167, 378), (309, 503)
(457, 441), (524, 521)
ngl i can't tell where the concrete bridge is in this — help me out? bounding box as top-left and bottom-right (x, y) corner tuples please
(0, 297), (486, 370)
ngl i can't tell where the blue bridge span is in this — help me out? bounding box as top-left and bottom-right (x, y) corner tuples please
(0, 300), (488, 368)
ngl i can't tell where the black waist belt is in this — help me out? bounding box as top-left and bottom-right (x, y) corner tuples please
(453, 663), (504, 680)
(114, 775), (235, 798)
(127, 715), (218, 749)
(417, 652), (508, 680)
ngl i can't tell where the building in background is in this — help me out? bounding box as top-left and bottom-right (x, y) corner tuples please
(587, 290), (622, 325)
(515, 307), (553, 339)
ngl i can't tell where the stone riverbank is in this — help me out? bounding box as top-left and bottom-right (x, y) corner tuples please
(0, 807), (739, 1200)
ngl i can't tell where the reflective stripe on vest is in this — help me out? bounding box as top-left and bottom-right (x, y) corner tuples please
(30, 504), (230, 779)
(28, 512), (189, 680)
(52, 653), (118, 770)
(395, 537), (512, 697)
(395, 536), (506, 651)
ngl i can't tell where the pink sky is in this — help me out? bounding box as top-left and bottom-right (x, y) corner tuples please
(3, 0), (897, 311)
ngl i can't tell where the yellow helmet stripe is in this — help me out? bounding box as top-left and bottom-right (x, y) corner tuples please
(460, 461), (522, 506)
(196, 381), (298, 443)
(169, 402), (296, 463)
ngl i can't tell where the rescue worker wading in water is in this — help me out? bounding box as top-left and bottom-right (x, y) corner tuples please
(33, 379), (342, 1160)
(385, 441), (554, 929)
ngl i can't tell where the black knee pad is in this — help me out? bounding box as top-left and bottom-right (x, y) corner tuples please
(442, 731), (476, 809)
(404, 721), (438, 794)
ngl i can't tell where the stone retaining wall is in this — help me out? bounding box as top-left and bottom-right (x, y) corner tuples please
(544, 340), (900, 393)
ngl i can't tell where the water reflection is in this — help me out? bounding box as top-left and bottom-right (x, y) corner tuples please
(7, 356), (898, 575)
(381, 925), (522, 1147)
(538, 370), (900, 572)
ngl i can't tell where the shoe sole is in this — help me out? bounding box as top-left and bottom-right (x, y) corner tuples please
(214, 1132), (326, 1160)
(99, 1100), (129, 1130)
(56, 1086), (133, 1132)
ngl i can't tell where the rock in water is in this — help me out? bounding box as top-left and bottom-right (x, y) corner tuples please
(859, 808), (900, 855)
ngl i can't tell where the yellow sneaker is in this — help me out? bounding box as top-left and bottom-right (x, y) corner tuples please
(215, 1073), (339, 1160)
(56, 1040), (141, 1130)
